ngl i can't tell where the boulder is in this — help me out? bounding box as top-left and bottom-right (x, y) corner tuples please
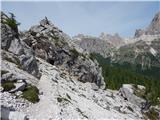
(1, 106), (28, 120)
(10, 81), (26, 93)
(9, 111), (28, 120)
(1, 72), (13, 82)
(91, 83), (99, 91)
(119, 84), (146, 106)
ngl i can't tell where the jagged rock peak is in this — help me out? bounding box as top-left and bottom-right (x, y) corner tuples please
(99, 32), (125, 47)
(135, 11), (160, 37)
(21, 15), (105, 89)
(147, 11), (160, 35)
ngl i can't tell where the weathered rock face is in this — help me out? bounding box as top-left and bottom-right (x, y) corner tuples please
(99, 32), (125, 47)
(119, 84), (146, 107)
(147, 12), (160, 35)
(1, 106), (28, 120)
(21, 17), (105, 88)
(1, 12), (40, 78)
(134, 29), (145, 38)
(111, 12), (160, 72)
(2, 11), (159, 120)
(134, 12), (160, 38)
(73, 34), (116, 58)
(112, 37), (160, 70)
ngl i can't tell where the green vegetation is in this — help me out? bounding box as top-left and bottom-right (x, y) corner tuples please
(2, 81), (16, 91)
(22, 84), (39, 103)
(90, 53), (160, 105)
(2, 13), (20, 38)
(5, 56), (21, 68)
(145, 108), (159, 120)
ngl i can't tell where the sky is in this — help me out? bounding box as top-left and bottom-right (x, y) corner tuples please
(1, 1), (160, 37)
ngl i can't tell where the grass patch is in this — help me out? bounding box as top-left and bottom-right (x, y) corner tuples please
(22, 85), (39, 103)
(5, 56), (21, 68)
(2, 81), (15, 91)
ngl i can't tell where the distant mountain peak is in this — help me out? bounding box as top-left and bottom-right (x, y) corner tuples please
(135, 12), (160, 38)
(99, 32), (125, 47)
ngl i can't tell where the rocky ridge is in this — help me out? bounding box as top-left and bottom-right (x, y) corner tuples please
(73, 34), (116, 58)
(135, 12), (160, 38)
(1, 11), (160, 120)
(74, 12), (160, 71)
(99, 32), (125, 47)
(21, 17), (105, 88)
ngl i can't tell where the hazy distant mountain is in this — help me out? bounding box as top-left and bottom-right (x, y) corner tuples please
(114, 12), (160, 68)
(99, 32), (125, 47)
(73, 34), (116, 58)
(135, 12), (160, 38)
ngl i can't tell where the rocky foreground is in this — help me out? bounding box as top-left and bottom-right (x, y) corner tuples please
(1, 11), (160, 120)
(1, 56), (152, 120)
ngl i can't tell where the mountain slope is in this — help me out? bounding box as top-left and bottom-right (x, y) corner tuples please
(1, 11), (160, 120)
(135, 12), (160, 37)
(73, 34), (116, 58)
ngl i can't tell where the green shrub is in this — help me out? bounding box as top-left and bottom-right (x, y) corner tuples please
(2, 13), (20, 32)
(5, 56), (21, 68)
(2, 81), (15, 91)
(22, 85), (39, 103)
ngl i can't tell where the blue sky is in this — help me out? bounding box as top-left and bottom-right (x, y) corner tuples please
(2, 1), (160, 37)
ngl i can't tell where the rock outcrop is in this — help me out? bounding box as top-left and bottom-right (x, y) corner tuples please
(73, 34), (115, 58)
(21, 18), (105, 88)
(134, 12), (160, 38)
(110, 12), (160, 71)
(1, 12), (40, 78)
(99, 32), (125, 47)
(1, 11), (160, 120)
(119, 84), (146, 107)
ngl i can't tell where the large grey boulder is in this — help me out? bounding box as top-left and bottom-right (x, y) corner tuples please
(1, 106), (28, 120)
(119, 84), (146, 107)
(10, 80), (27, 93)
